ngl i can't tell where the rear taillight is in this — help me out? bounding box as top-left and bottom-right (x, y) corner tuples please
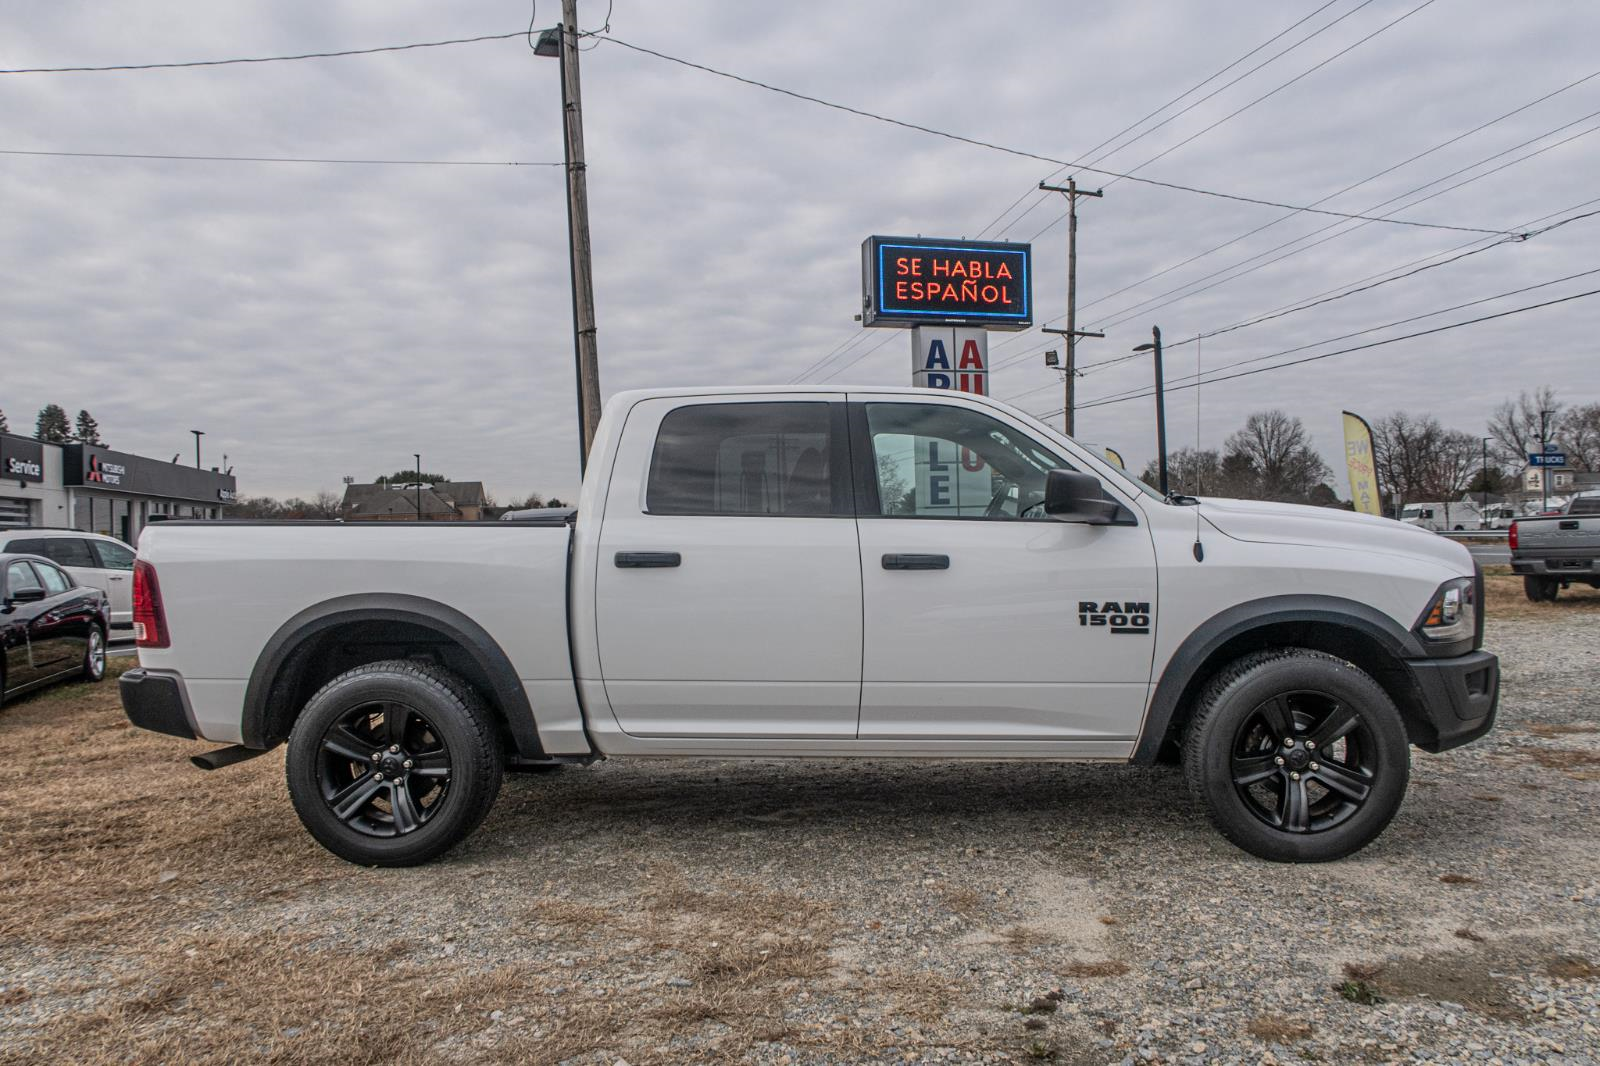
(1508, 521), (1518, 551)
(133, 558), (170, 648)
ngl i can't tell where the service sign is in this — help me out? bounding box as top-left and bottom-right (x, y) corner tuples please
(912, 327), (988, 394)
(0, 434), (45, 483)
(863, 236), (1031, 330)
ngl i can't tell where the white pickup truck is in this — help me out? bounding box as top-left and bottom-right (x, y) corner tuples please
(120, 387), (1498, 866)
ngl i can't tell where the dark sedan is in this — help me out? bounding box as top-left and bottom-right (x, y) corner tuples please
(1, 552), (110, 703)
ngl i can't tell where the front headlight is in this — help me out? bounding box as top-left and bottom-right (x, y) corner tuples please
(1417, 577), (1476, 643)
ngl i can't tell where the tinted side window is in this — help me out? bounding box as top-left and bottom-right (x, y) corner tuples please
(5, 538), (47, 556)
(43, 538), (97, 568)
(647, 402), (846, 516)
(36, 563), (70, 595)
(864, 403), (1077, 519)
(90, 540), (135, 570)
(6, 561), (42, 595)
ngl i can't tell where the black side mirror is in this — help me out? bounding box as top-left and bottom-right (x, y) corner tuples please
(1044, 469), (1123, 525)
(6, 586), (47, 604)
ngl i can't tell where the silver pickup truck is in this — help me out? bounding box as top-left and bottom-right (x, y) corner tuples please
(1511, 496), (1600, 601)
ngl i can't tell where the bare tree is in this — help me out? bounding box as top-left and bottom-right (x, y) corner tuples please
(308, 491), (342, 519)
(1373, 412), (1483, 522)
(1140, 448), (1222, 496)
(1558, 402), (1600, 471)
(1488, 387), (1562, 467)
(1223, 411), (1332, 503)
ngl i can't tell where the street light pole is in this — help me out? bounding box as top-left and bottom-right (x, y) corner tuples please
(190, 429), (204, 469)
(1538, 408), (1553, 511)
(414, 453), (423, 521)
(1133, 327), (1169, 496)
(1481, 436), (1491, 528)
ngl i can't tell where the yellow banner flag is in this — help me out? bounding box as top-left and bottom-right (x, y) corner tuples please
(1342, 411), (1382, 517)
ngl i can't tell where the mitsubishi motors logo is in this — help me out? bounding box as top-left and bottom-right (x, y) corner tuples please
(86, 454), (126, 486)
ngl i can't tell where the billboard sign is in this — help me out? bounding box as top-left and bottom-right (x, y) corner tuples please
(863, 236), (1031, 330)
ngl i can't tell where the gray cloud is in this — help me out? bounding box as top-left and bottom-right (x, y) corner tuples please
(2, 0), (1597, 501)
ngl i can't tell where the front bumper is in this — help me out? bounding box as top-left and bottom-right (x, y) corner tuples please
(120, 668), (198, 740)
(1405, 649), (1498, 753)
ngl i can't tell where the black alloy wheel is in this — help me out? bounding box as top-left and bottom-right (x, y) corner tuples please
(286, 661), (503, 866)
(1228, 691), (1375, 835)
(1184, 649), (1410, 863)
(317, 701), (453, 838)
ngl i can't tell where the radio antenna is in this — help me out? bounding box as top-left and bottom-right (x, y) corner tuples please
(1192, 334), (1205, 562)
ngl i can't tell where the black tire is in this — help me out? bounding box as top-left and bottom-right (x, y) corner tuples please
(1182, 649), (1410, 863)
(1523, 576), (1559, 603)
(82, 625), (107, 683)
(285, 660), (503, 867)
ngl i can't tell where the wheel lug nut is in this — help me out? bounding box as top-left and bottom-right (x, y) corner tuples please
(388, 744), (400, 753)
(403, 759), (413, 769)
(1283, 738), (1296, 748)
(1305, 740), (1316, 750)
(373, 772), (383, 781)
(1290, 772), (1301, 781)
(1310, 762), (1320, 772)
(372, 752), (382, 762)
(1274, 756), (1285, 766)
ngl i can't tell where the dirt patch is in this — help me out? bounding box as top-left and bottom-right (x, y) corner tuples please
(1247, 1015), (1313, 1043)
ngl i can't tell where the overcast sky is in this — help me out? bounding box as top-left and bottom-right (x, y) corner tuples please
(4, 0), (1598, 500)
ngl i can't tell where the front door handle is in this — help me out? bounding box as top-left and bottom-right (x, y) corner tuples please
(615, 551), (681, 568)
(882, 553), (949, 570)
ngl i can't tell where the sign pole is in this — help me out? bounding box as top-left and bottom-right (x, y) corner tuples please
(559, 0), (602, 473)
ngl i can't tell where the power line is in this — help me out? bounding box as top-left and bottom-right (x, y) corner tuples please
(1051, 284), (1600, 416)
(1085, 112), (1600, 333)
(1069, 66), (1600, 317)
(0, 148), (560, 166)
(599, 35), (1517, 238)
(815, 330), (900, 383)
(974, 0), (1349, 240)
(0, 30), (530, 74)
(1023, 0), (1438, 242)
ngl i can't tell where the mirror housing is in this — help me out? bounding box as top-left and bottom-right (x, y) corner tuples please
(6, 586), (47, 604)
(1044, 469), (1124, 525)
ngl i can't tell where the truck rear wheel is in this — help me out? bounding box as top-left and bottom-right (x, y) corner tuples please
(1523, 576), (1560, 602)
(285, 661), (503, 866)
(1182, 649), (1410, 863)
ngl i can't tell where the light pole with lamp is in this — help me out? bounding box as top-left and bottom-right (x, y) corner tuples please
(1538, 408), (1555, 512)
(1480, 436), (1492, 528)
(1132, 327), (1169, 496)
(190, 429), (205, 468)
(414, 453), (423, 521)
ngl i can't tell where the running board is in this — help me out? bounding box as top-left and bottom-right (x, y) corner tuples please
(190, 744), (272, 771)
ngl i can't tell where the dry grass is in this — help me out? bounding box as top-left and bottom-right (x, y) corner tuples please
(1481, 567), (1600, 621)
(1, 669), (981, 1063)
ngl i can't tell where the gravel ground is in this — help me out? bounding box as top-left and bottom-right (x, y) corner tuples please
(1, 588), (1597, 1064)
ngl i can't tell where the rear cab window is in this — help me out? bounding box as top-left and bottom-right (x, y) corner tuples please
(646, 402), (851, 516)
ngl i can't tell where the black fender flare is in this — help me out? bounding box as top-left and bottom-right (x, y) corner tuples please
(1132, 594), (1425, 764)
(241, 593), (541, 757)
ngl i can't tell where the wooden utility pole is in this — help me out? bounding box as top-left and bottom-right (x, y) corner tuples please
(1039, 179), (1103, 436)
(559, 0), (602, 471)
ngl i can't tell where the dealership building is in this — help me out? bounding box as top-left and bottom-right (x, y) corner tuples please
(0, 432), (237, 543)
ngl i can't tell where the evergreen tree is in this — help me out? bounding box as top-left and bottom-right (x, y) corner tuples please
(74, 409), (106, 446)
(35, 404), (71, 443)
(0, 408), (8, 434)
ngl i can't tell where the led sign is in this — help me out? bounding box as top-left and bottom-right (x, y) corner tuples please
(862, 236), (1031, 330)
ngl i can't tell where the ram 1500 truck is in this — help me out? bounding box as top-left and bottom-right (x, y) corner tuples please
(119, 387), (1498, 866)
(1510, 495), (1600, 601)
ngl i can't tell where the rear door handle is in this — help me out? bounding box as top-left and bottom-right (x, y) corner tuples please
(615, 551), (681, 568)
(882, 553), (949, 570)
(1559, 520), (1580, 530)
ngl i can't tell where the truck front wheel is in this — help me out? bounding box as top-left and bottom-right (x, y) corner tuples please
(285, 661), (504, 867)
(1182, 649), (1410, 863)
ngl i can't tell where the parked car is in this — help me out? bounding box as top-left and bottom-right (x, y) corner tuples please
(1510, 496), (1600, 601)
(1400, 500), (1481, 532)
(120, 386), (1498, 867)
(0, 529), (136, 633)
(2, 552), (110, 703)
